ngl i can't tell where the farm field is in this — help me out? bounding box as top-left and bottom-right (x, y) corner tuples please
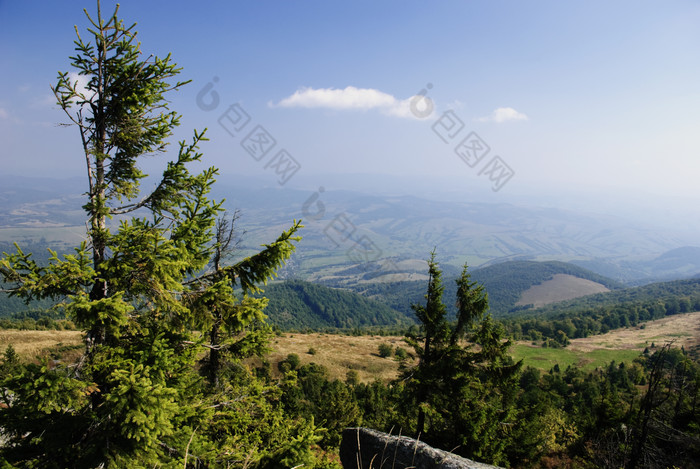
(515, 273), (610, 307)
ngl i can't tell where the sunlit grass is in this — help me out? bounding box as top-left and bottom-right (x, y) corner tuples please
(0, 329), (83, 359)
(510, 344), (642, 372)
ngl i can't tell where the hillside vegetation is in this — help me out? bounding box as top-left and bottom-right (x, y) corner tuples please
(261, 280), (411, 330)
(503, 277), (700, 350)
(4, 311), (698, 383)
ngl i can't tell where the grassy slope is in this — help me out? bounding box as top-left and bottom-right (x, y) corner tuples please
(267, 310), (700, 379)
(515, 273), (610, 307)
(0, 329), (82, 358)
(530, 277), (700, 319)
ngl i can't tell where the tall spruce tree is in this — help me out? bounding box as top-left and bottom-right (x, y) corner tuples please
(399, 251), (522, 466)
(0, 2), (307, 467)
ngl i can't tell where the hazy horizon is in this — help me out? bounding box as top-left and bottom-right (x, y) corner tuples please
(2, 1), (700, 233)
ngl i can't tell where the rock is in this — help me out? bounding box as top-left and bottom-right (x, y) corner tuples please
(339, 427), (501, 469)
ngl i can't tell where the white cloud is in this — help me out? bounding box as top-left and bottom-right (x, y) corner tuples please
(274, 86), (434, 119)
(478, 107), (529, 123)
(0, 108), (8, 119)
(53, 72), (95, 106)
(67, 72), (92, 96)
(277, 86), (394, 110)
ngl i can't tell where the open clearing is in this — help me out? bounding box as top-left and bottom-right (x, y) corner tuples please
(568, 310), (700, 352)
(516, 274), (610, 307)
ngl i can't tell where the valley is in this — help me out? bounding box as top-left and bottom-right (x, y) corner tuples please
(3, 176), (700, 286)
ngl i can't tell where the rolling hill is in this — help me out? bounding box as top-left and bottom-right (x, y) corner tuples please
(261, 280), (411, 330)
(572, 246), (700, 285)
(528, 277), (700, 319)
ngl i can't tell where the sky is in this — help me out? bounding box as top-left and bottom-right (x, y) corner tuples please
(1, 0), (700, 221)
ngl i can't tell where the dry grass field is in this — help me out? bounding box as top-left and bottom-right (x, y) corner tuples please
(568, 310), (700, 352)
(267, 311), (700, 378)
(266, 333), (412, 383)
(0, 329), (83, 358)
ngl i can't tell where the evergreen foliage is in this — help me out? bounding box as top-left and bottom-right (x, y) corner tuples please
(397, 251), (522, 465)
(0, 3), (316, 467)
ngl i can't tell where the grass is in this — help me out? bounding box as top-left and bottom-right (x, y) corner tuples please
(266, 333), (412, 383)
(512, 311), (700, 371)
(0, 329), (83, 359)
(510, 343), (643, 372)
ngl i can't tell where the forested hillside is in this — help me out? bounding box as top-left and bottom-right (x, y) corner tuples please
(261, 280), (411, 330)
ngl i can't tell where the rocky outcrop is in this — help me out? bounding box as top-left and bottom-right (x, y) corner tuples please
(339, 428), (501, 469)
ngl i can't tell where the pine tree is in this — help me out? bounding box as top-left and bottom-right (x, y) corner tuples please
(0, 2), (305, 467)
(399, 252), (522, 465)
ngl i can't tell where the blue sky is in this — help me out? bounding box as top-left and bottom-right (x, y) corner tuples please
(2, 1), (700, 215)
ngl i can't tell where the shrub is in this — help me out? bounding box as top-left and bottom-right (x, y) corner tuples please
(378, 343), (393, 358)
(345, 370), (360, 386)
(394, 347), (408, 360)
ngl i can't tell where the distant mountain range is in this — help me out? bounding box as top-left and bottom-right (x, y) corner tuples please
(572, 246), (700, 285)
(2, 175), (700, 287)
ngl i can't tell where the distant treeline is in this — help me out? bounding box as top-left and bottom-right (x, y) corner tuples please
(0, 310), (76, 331)
(502, 278), (700, 347)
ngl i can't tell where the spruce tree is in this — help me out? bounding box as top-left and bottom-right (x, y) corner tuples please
(0, 2), (306, 467)
(399, 252), (522, 465)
